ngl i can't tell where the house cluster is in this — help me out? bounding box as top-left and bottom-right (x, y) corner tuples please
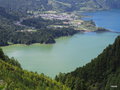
(38, 13), (78, 20)
(16, 29), (37, 32)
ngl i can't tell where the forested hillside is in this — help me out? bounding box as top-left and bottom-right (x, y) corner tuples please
(55, 36), (120, 90)
(0, 0), (52, 13)
(0, 0), (119, 46)
(0, 7), (23, 46)
(0, 0), (120, 90)
(0, 7), (19, 21)
(0, 48), (70, 90)
(56, 0), (120, 11)
(0, 34), (120, 90)
(0, 0), (120, 12)
(0, 7), (78, 46)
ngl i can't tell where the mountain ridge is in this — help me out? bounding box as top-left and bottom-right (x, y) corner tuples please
(0, 0), (120, 13)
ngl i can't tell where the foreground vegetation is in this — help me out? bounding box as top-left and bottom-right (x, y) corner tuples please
(0, 48), (70, 90)
(0, 36), (120, 90)
(0, 0), (120, 89)
(56, 36), (120, 90)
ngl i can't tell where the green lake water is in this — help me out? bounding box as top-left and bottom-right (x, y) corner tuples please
(2, 32), (119, 77)
(2, 9), (120, 78)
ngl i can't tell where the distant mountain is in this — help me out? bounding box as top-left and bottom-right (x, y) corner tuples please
(56, 0), (120, 11)
(0, 0), (52, 13)
(0, 0), (72, 13)
(55, 36), (120, 90)
(0, 0), (120, 13)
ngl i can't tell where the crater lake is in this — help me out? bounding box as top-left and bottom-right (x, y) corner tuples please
(2, 9), (120, 78)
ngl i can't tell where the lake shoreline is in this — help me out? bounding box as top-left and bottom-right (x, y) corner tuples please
(1, 10), (119, 48)
(2, 32), (119, 78)
(0, 29), (111, 47)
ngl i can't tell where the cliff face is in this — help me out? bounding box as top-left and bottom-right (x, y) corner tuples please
(55, 36), (120, 90)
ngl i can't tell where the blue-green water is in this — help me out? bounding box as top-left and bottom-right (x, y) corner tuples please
(83, 9), (120, 32)
(2, 9), (120, 78)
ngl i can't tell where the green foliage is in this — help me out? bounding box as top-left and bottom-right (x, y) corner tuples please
(0, 7), (19, 21)
(0, 0), (52, 13)
(21, 17), (63, 29)
(0, 48), (21, 68)
(1, 0), (120, 15)
(0, 7), (78, 46)
(56, 36), (120, 90)
(56, 0), (120, 11)
(0, 48), (5, 60)
(0, 48), (70, 90)
(0, 0), (120, 13)
(0, 8), (23, 46)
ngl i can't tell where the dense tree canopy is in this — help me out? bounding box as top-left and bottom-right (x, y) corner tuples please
(55, 36), (120, 90)
(0, 7), (79, 46)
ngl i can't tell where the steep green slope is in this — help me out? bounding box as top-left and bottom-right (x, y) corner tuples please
(0, 0), (52, 13)
(48, 0), (72, 12)
(0, 0), (72, 12)
(0, 0), (120, 12)
(0, 7), (24, 46)
(56, 0), (120, 11)
(55, 36), (120, 90)
(0, 48), (70, 90)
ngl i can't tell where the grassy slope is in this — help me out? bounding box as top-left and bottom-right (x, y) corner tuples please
(0, 49), (70, 90)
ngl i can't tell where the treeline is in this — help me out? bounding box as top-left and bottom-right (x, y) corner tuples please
(55, 36), (120, 90)
(0, 24), (78, 46)
(21, 17), (64, 29)
(0, 14), (23, 46)
(0, 48), (70, 90)
(0, 7), (79, 46)
(0, 0), (52, 14)
(0, 36), (120, 90)
(8, 28), (78, 45)
(0, 16), (20, 46)
(0, 7), (19, 21)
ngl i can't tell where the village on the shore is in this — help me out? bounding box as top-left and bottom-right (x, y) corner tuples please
(17, 10), (108, 33)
